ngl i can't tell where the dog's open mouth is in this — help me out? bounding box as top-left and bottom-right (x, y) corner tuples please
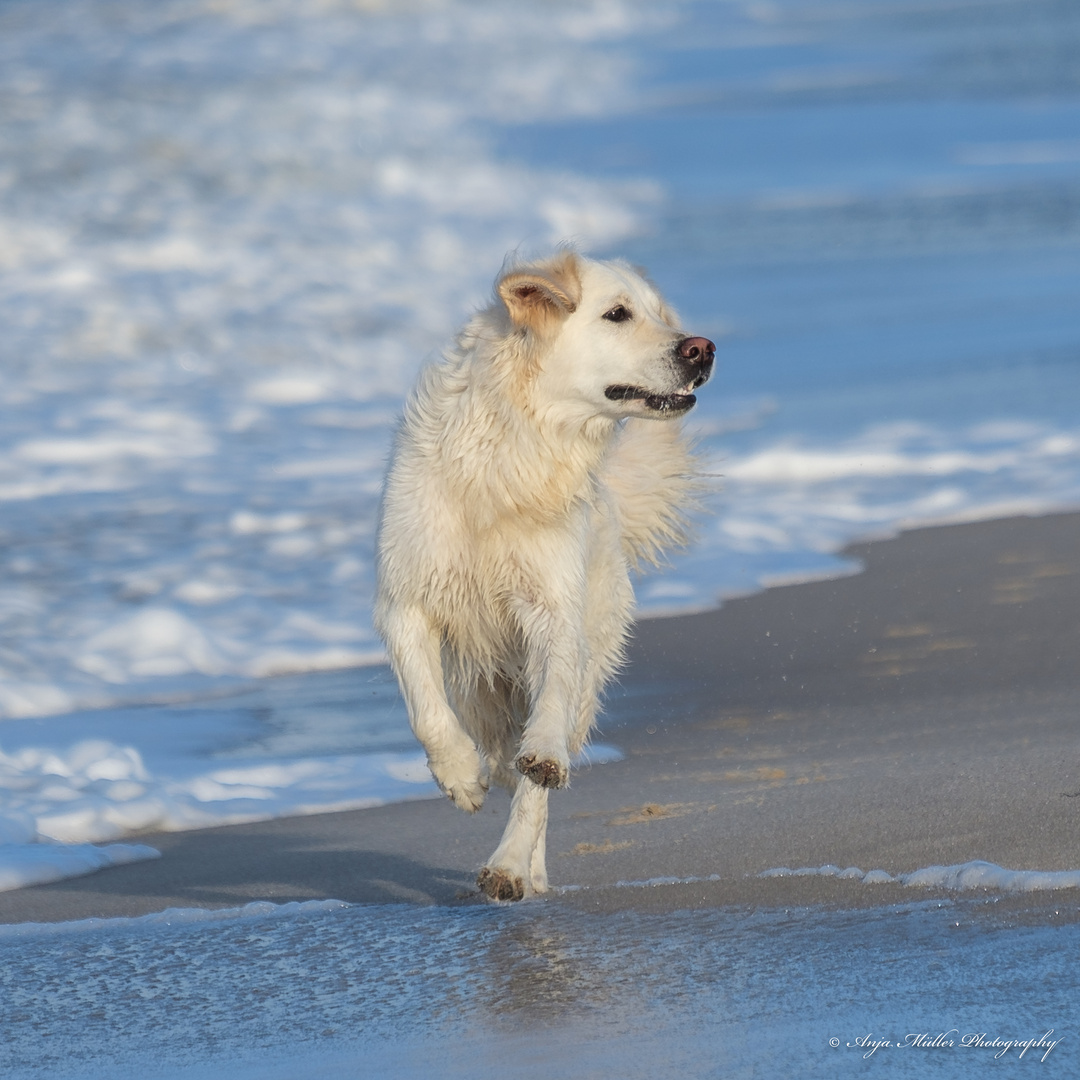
(605, 385), (696, 413)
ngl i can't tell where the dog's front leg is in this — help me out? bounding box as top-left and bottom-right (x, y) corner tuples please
(511, 568), (588, 791)
(379, 605), (488, 812)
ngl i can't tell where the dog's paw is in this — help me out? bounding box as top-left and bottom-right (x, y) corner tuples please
(445, 777), (488, 813)
(515, 753), (569, 789)
(429, 749), (488, 813)
(477, 866), (525, 902)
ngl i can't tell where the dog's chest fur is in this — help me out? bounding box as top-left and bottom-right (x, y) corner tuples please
(392, 424), (619, 668)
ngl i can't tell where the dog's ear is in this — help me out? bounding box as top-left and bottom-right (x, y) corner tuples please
(497, 255), (580, 333)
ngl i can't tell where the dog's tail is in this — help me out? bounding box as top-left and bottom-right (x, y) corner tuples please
(604, 418), (707, 571)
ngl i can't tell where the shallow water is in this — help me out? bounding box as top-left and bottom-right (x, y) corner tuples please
(1, 893), (1076, 1079)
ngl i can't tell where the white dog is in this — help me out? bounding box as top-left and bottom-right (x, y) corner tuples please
(375, 250), (713, 901)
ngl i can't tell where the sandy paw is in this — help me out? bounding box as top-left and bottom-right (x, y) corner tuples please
(477, 867), (525, 902)
(515, 753), (568, 789)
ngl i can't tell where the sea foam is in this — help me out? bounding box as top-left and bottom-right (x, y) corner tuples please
(0, 842), (160, 894)
(759, 861), (1080, 893)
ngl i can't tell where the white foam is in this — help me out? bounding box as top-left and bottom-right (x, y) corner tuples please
(901, 862), (1080, 893)
(0, 713), (624, 891)
(76, 609), (232, 683)
(0, 736), (441, 846)
(553, 873), (723, 894)
(246, 376), (332, 406)
(0, 897), (349, 938)
(612, 873), (725, 889)
(759, 861), (1080, 894)
(0, 842), (160, 893)
(726, 445), (1027, 484)
(663, 417), (1080, 612)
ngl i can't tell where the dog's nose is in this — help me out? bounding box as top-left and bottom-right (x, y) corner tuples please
(678, 337), (715, 363)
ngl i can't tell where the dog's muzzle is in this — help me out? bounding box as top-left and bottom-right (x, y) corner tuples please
(677, 336), (715, 388)
(604, 335), (716, 415)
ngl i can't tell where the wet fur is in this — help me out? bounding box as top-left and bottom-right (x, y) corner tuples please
(375, 251), (706, 900)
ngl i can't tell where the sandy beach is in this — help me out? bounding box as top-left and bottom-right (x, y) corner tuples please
(3, 509), (1078, 925)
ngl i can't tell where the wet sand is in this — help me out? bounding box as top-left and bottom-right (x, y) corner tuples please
(3, 510), (1079, 924)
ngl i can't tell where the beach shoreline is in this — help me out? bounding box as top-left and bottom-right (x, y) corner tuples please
(2, 509), (1079, 926)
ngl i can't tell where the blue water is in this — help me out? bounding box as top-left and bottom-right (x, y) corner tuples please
(496, 4), (1080, 413)
(1, 895), (1076, 1079)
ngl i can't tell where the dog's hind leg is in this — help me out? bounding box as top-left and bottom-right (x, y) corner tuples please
(378, 605), (488, 812)
(477, 778), (550, 901)
(449, 671), (525, 791)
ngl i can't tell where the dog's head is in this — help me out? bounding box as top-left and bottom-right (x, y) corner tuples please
(496, 252), (714, 422)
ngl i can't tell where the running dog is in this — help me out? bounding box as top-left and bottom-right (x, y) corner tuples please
(375, 250), (714, 900)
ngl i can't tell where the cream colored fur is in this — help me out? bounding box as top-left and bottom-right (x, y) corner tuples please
(374, 251), (707, 901)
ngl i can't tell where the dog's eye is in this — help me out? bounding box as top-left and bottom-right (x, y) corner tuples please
(602, 305), (632, 323)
